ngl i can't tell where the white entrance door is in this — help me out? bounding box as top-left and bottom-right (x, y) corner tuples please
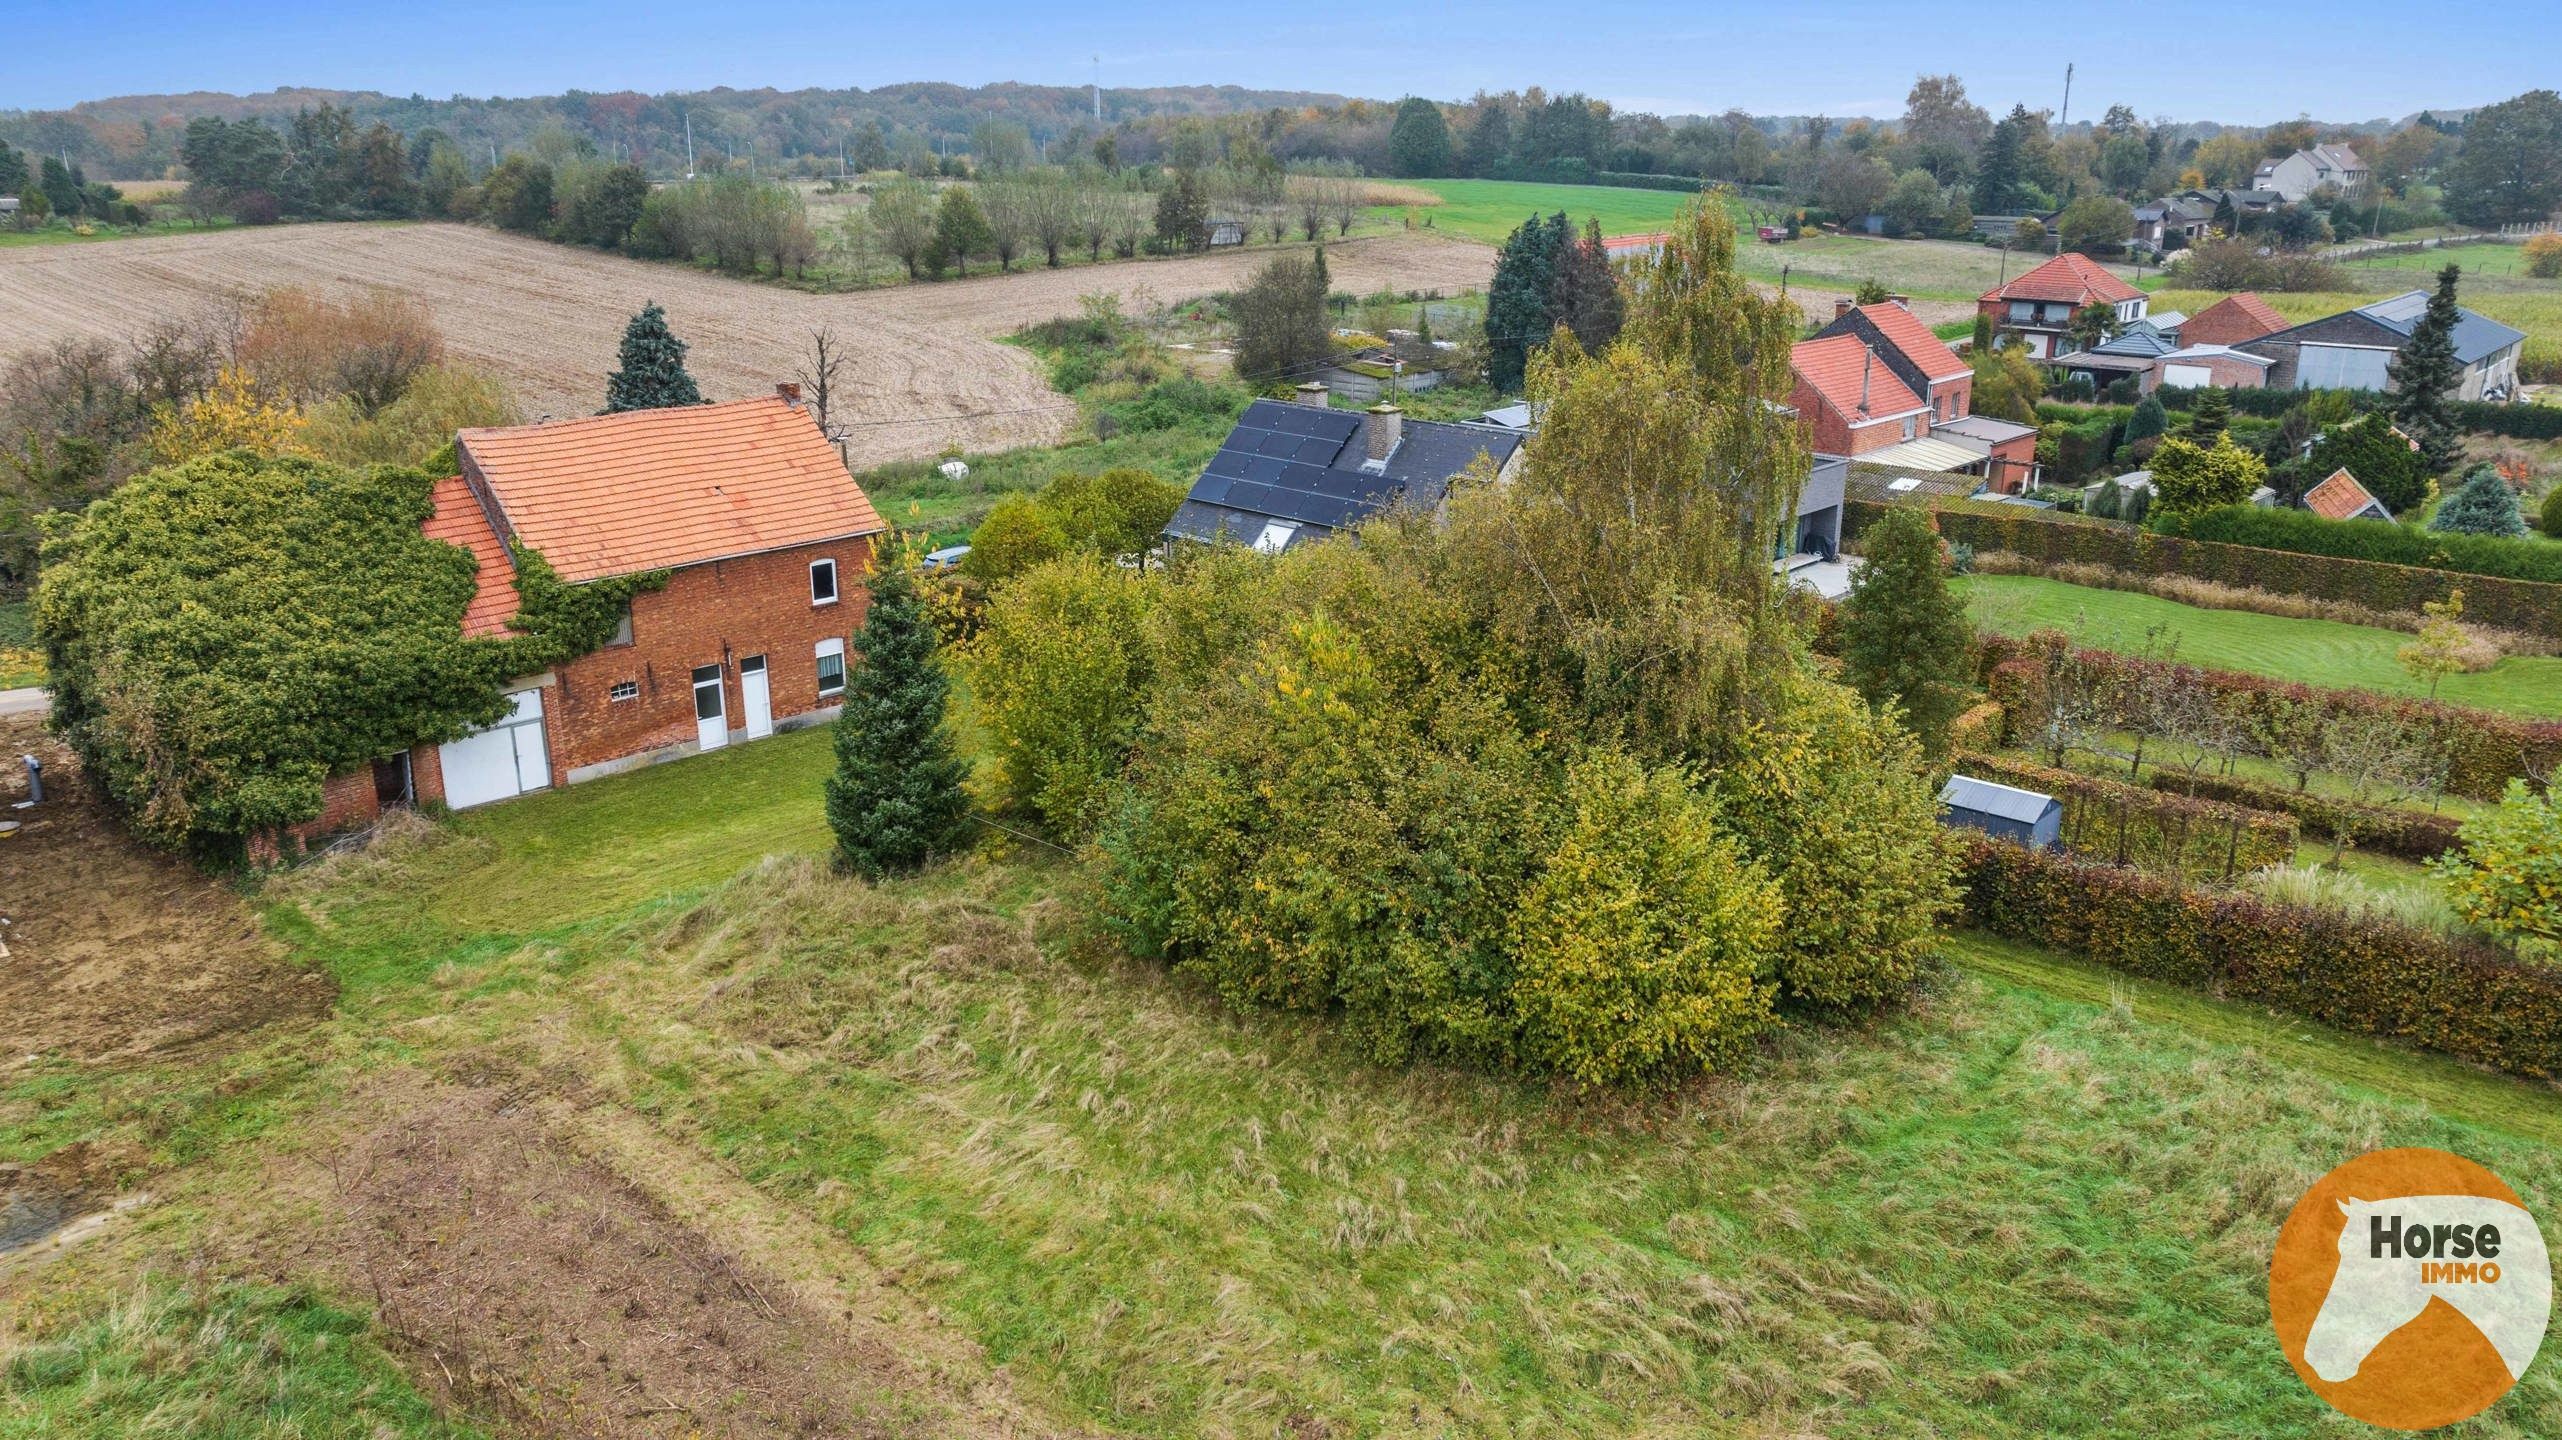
(439, 688), (551, 809)
(739, 655), (774, 739)
(692, 663), (727, 751)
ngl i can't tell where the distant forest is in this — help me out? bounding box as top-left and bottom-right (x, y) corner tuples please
(0, 81), (1361, 180)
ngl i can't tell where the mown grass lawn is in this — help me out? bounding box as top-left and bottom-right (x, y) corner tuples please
(0, 600), (40, 689)
(1960, 573), (2562, 718)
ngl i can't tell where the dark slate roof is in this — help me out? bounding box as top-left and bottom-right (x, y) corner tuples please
(1941, 775), (2061, 825)
(2090, 320), (2180, 358)
(1165, 399), (1526, 548)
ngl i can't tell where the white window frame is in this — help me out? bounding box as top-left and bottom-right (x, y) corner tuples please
(608, 679), (639, 702)
(815, 637), (847, 698)
(810, 557), (840, 606)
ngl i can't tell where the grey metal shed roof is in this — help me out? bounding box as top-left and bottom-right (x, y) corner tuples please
(2353, 290), (2528, 366)
(1940, 775), (2061, 824)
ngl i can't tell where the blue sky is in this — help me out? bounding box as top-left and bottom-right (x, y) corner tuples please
(2, 1), (2544, 124)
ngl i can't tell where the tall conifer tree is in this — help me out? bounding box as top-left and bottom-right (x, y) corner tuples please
(603, 301), (704, 412)
(826, 560), (973, 879)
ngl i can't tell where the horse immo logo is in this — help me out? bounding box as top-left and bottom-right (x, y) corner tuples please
(2272, 1148), (2552, 1430)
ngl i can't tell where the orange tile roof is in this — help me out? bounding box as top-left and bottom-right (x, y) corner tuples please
(457, 396), (885, 584)
(2305, 467), (2384, 521)
(2181, 293), (2289, 346)
(1981, 252), (2145, 306)
(1854, 302), (1971, 382)
(423, 475), (522, 640)
(1792, 333), (1926, 424)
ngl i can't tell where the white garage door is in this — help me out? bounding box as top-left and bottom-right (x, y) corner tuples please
(2296, 344), (2391, 392)
(2160, 364), (2214, 390)
(439, 688), (551, 809)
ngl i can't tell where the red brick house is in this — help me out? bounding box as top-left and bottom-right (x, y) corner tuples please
(1792, 301), (2040, 492)
(261, 389), (886, 854)
(1788, 332), (1931, 458)
(2178, 293), (2289, 350)
(1977, 252), (2147, 359)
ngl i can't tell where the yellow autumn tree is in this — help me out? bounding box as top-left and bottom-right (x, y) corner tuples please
(147, 366), (305, 464)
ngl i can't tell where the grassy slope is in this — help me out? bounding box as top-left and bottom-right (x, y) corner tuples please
(0, 217), (235, 248)
(65, 728), (2519, 1437)
(1960, 572), (2562, 718)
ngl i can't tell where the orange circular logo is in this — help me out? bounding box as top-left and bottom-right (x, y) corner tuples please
(2270, 1148), (2551, 1430)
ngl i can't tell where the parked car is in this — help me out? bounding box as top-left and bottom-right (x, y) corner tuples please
(920, 544), (971, 573)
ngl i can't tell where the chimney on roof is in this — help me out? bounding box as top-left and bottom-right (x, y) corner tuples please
(1294, 381), (1330, 407)
(776, 381), (803, 409)
(1365, 403), (1403, 463)
(1888, 293), (1912, 311)
(1834, 298), (1854, 321)
(1858, 348), (1873, 414)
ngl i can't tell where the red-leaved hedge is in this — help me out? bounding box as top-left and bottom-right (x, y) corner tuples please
(2147, 769), (2465, 863)
(1956, 837), (2562, 1079)
(1847, 497), (2562, 638)
(1958, 751), (2297, 880)
(1976, 632), (2562, 803)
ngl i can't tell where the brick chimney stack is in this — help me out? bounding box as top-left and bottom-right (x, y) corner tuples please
(1835, 298), (1855, 320)
(776, 381), (804, 408)
(1295, 381), (1330, 407)
(1365, 403), (1403, 462)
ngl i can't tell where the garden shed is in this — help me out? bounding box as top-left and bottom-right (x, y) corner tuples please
(1938, 775), (2064, 849)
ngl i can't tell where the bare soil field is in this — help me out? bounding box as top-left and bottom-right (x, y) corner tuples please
(299, 1070), (1086, 1440)
(0, 223), (1493, 467)
(0, 714), (332, 1068)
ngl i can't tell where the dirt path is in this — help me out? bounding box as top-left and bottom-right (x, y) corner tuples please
(304, 1070), (1096, 1440)
(0, 225), (1493, 468)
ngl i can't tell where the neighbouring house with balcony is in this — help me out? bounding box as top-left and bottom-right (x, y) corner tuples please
(1976, 253), (2148, 359)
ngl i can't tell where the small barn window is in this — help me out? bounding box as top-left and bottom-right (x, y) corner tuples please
(816, 637), (846, 697)
(810, 558), (839, 605)
(609, 680), (639, 702)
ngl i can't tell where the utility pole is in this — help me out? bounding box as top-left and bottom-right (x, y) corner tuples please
(684, 112), (695, 179)
(2059, 63), (2074, 131)
(1092, 55), (1102, 124)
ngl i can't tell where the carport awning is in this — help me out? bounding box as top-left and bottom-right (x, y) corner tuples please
(1860, 437), (1985, 473)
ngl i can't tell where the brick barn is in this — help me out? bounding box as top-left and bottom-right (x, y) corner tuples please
(263, 387), (885, 855)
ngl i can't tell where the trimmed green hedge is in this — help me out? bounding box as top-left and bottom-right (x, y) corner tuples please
(2154, 504), (2562, 585)
(2147, 769), (2465, 862)
(1958, 751), (2298, 880)
(2155, 385), (2381, 419)
(1846, 496), (2562, 638)
(2452, 400), (2562, 441)
(1957, 836), (2562, 1079)
(1976, 631), (2562, 803)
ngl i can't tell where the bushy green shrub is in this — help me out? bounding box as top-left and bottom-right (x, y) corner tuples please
(1510, 752), (1783, 1084)
(1957, 836), (2562, 1079)
(961, 494), (1068, 582)
(966, 554), (1156, 838)
(1958, 751), (2298, 879)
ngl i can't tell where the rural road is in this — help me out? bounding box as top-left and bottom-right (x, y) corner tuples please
(0, 223), (1496, 469)
(0, 689), (44, 717)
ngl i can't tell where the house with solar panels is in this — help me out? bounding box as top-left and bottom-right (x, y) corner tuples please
(1163, 384), (1528, 553)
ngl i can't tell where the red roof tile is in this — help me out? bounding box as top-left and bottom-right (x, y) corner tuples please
(2305, 468), (2384, 521)
(1981, 252), (2145, 306)
(457, 396), (886, 584)
(423, 475), (522, 640)
(1854, 302), (1971, 382)
(2180, 293), (2289, 347)
(1791, 333), (1926, 424)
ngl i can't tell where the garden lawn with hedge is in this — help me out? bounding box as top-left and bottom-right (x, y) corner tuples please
(1959, 573), (2562, 718)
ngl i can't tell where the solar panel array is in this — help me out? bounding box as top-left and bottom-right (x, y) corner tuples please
(1189, 401), (1407, 531)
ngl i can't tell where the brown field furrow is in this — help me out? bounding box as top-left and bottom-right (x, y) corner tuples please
(0, 223), (1494, 467)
